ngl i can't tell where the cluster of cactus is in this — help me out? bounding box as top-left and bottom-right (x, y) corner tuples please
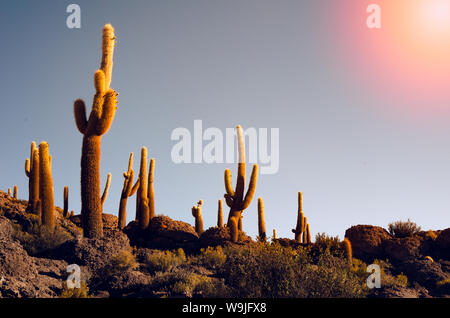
(118, 153), (139, 229)
(292, 192), (311, 244)
(7, 186), (18, 200)
(73, 24), (118, 239)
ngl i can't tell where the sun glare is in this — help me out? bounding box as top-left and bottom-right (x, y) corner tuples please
(419, 0), (450, 34)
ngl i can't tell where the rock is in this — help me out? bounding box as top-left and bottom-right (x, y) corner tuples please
(383, 236), (421, 263)
(435, 228), (450, 260)
(198, 226), (253, 249)
(345, 225), (391, 261)
(369, 286), (423, 298)
(401, 259), (450, 291)
(105, 270), (152, 297)
(0, 216), (68, 298)
(273, 238), (305, 249)
(125, 216), (199, 251)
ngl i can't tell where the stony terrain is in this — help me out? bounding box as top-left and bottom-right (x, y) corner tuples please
(0, 190), (449, 298)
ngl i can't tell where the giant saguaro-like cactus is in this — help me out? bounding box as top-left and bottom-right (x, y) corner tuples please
(223, 125), (259, 242)
(25, 142), (39, 213)
(118, 153), (139, 229)
(73, 24), (117, 238)
(39, 142), (55, 231)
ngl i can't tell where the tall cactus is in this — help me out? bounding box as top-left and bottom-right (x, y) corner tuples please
(63, 186), (69, 218)
(292, 192), (305, 242)
(25, 142), (40, 213)
(39, 142), (55, 231)
(306, 223), (311, 244)
(192, 200), (204, 235)
(257, 197), (266, 241)
(73, 24), (117, 238)
(148, 158), (155, 220)
(118, 153), (139, 229)
(224, 125), (259, 242)
(136, 147), (150, 229)
(217, 199), (223, 228)
(343, 238), (353, 266)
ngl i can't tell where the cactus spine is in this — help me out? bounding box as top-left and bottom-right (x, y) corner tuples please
(25, 142), (40, 213)
(257, 197), (266, 241)
(73, 24), (117, 238)
(217, 199), (223, 228)
(292, 192), (305, 242)
(63, 186), (69, 218)
(148, 158), (155, 220)
(39, 142), (55, 231)
(118, 153), (139, 229)
(192, 200), (204, 235)
(101, 173), (112, 208)
(223, 125), (259, 242)
(136, 147), (150, 229)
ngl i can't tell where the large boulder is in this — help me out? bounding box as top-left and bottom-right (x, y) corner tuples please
(345, 225), (391, 261)
(383, 236), (421, 263)
(0, 216), (68, 298)
(125, 216), (199, 251)
(69, 213), (118, 230)
(401, 259), (450, 291)
(435, 228), (450, 260)
(198, 226), (253, 249)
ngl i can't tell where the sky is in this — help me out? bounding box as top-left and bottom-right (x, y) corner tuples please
(1, 0), (450, 240)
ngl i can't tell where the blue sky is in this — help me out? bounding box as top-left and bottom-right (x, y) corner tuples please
(1, 0), (450, 240)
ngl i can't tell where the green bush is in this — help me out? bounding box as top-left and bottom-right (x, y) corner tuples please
(144, 248), (186, 273)
(104, 250), (139, 276)
(191, 246), (227, 270)
(218, 242), (367, 298)
(388, 219), (421, 238)
(59, 281), (90, 298)
(12, 222), (73, 256)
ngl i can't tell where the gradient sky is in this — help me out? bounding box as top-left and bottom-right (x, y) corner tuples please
(1, 0), (450, 240)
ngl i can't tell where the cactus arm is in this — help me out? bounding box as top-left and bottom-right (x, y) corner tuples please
(224, 169), (235, 197)
(25, 158), (31, 177)
(242, 164), (259, 210)
(101, 173), (112, 207)
(100, 24), (115, 89)
(74, 99), (88, 134)
(130, 179), (140, 196)
(148, 158), (155, 219)
(224, 193), (233, 207)
(96, 89), (117, 135)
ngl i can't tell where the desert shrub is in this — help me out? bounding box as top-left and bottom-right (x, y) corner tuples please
(373, 259), (408, 288)
(310, 233), (345, 260)
(13, 222), (72, 256)
(388, 219), (421, 238)
(218, 242), (367, 298)
(437, 279), (450, 288)
(144, 248), (186, 273)
(191, 246), (227, 270)
(425, 230), (438, 241)
(59, 281), (90, 298)
(104, 250), (139, 276)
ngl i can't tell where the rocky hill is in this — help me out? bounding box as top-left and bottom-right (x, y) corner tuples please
(0, 190), (449, 298)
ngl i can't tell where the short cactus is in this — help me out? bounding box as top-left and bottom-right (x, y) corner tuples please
(118, 153), (139, 229)
(7, 188), (11, 197)
(25, 141), (39, 213)
(73, 24), (117, 238)
(13, 185), (18, 200)
(192, 200), (204, 235)
(136, 147), (150, 229)
(63, 186), (69, 218)
(101, 173), (112, 208)
(273, 229), (277, 239)
(39, 142), (55, 231)
(217, 199), (223, 228)
(257, 197), (266, 241)
(223, 125), (259, 242)
(342, 238), (352, 266)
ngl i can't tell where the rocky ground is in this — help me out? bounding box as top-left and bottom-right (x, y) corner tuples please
(0, 190), (449, 298)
